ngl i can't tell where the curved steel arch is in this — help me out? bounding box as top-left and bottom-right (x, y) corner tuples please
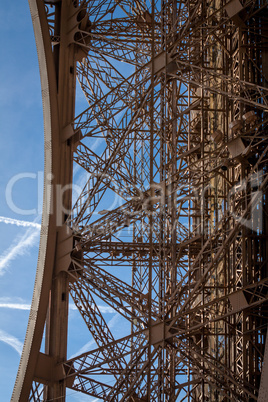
(12, 0), (72, 399)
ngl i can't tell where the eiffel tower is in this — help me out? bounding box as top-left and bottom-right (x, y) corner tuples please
(13, 0), (268, 400)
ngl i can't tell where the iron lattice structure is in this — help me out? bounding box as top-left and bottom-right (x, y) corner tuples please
(13, 0), (268, 401)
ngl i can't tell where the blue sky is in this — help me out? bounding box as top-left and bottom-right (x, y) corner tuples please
(0, 2), (130, 400)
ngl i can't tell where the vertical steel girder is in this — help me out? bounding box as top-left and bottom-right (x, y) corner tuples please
(13, 0), (268, 401)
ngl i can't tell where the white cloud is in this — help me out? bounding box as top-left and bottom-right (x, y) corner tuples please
(0, 226), (40, 276)
(98, 305), (116, 314)
(0, 303), (30, 310)
(0, 300), (114, 313)
(0, 297), (31, 309)
(107, 313), (121, 330)
(69, 303), (115, 314)
(70, 338), (96, 359)
(0, 297), (31, 310)
(0, 216), (41, 229)
(0, 329), (23, 355)
(69, 314), (120, 358)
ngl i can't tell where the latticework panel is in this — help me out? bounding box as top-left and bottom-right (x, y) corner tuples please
(13, 0), (268, 401)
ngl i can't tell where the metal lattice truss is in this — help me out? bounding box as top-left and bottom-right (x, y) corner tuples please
(13, 0), (268, 401)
